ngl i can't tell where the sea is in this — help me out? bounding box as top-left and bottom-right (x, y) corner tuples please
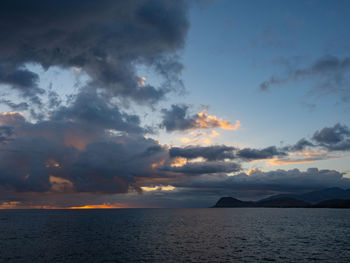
(0, 208), (349, 262)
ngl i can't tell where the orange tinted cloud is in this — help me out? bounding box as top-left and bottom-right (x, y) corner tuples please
(141, 185), (175, 192)
(0, 112), (25, 125)
(247, 167), (264, 175)
(268, 158), (321, 166)
(64, 131), (91, 150)
(177, 130), (222, 146)
(0, 201), (21, 209)
(49, 176), (74, 192)
(171, 157), (187, 167)
(267, 149), (342, 166)
(137, 76), (147, 87)
(45, 159), (61, 168)
(151, 160), (165, 169)
(195, 111), (240, 130)
(0, 201), (62, 210)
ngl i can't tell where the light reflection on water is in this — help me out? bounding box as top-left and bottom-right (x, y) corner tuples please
(0, 208), (349, 262)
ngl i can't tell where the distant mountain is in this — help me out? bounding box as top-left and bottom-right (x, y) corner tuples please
(212, 188), (350, 208)
(313, 199), (350, 208)
(213, 197), (310, 208)
(256, 197), (310, 208)
(299, 188), (350, 203)
(214, 197), (254, 207)
(261, 187), (350, 204)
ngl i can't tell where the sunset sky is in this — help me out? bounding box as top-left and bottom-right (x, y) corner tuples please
(0, 0), (350, 208)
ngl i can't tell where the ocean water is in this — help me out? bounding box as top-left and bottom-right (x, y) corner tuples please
(0, 208), (349, 262)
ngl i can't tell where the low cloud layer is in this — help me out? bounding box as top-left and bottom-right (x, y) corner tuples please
(169, 145), (236, 161)
(177, 168), (350, 194)
(237, 146), (287, 160)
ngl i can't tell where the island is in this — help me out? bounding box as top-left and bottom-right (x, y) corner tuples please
(213, 188), (350, 208)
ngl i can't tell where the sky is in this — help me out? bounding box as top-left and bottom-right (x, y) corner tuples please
(0, 0), (350, 209)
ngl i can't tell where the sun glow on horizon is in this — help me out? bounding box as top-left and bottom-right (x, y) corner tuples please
(0, 201), (132, 210)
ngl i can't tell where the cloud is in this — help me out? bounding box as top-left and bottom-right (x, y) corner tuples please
(237, 146), (287, 160)
(178, 168), (350, 193)
(312, 123), (350, 151)
(162, 161), (241, 174)
(242, 124), (350, 166)
(169, 145), (235, 160)
(266, 123), (350, 166)
(141, 185), (175, 192)
(0, 129), (169, 193)
(284, 138), (314, 152)
(0, 97), (169, 193)
(0, 0), (189, 104)
(0, 109), (242, 194)
(0, 112), (25, 126)
(260, 55), (350, 100)
(0, 110), (349, 205)
(259, 76), (286, 91)
(161, 104), (240, 132)
(0, 1), (191, 198)
(68, 137), (168, 193)
(0, 65), (44, 100)
(267, 151), (336, 166)
(168, 123), (350, 168)
(161, 104), (195, 131)
(52, 89), (147, 134)
(0, 100), (29, 111)
(176, 130), (221, 145)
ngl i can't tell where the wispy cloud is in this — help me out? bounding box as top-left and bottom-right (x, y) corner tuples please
(260, 55), (350, 101)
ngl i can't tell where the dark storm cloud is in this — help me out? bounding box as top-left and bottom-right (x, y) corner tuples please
(169, 145), (236, 161)
(0, 113), (169, 193)
(68, 136), (168, 193)
(0, 126), (13, 137)
(0, 126), (13, 143)
(312, 123), (350, 144)
(1, 109), (349, 203)
(0, 136), (77, 192)
(237, 146), (287, 160)
(0, 64), (45, 99)
(161, 104), (195, 131)
(312, 123), (350, 151)
(0, 82), (170, 193)
(0, 0), (189, 104)
(52, 89), (146, 134)
(0, 65), (44, 105)
(260, 55), (350, 100)
(162, 161), (241, 174)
